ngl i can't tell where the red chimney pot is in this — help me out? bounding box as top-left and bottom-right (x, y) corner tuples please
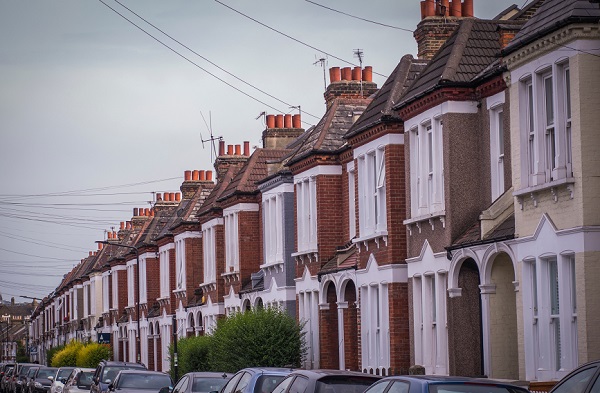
(284, 114), (292, 128)
(235, 144), (241, 156)
(199, 170), (206, 181)
(184, 170), (192, 181)
(244, 141), (250, 156)
(329, 67), (341, 83)
(219, 140), (225, 156)
(175, 193), (181, 202)
(352, 67), (362, 81)
(266, 114), (275, 129)
(362, 66), (373, 82)
(275, 114), (284, 128)
(227, 145), (233, 155)
(192, 170), (199, 181)
(341, 67), (352, 81)
(206, 171), (213, 181)
(293, 114), (302, 128)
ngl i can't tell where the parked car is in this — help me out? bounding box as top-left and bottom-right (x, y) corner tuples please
(1, 367), (14, 393)
(362, 375), (531, 393)
(1, 364), (15, 393)
(172, 372), (232, 393)
(29, 367), (58, 393)
(218, 367), (295, 393)
(548, 359), (600, 393)
(62, 368), (95, 393)
(49, 368), (75, 393)
(90, 361), (147, 393)
(24, 367), (40, 393)
(14, 364), (39, 393)
(107, 370), (172, 393)
(271, 369), (381, 393)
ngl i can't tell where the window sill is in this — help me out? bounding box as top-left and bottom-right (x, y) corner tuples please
(403, 211), (446, 235)
(221, 270), (240, 283)
(260, 260), (285, 274)
(172, 288), (186, 299)
(292, 249), (319, 264)
(352, 231), (388, 250)
(514, 177), (575, 208)
(199, 281), (217, 292)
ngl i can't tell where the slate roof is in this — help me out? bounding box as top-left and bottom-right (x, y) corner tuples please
(218, 148), (289, 202)
(503, 0), (600, 55)
(318, 242), (358, 277)
(284, 98), (372, 165)
(345, 55), (428, 138)
(134, 205), (179, 248)
(449, 214), (515, 249)
(196, 164), (244, 217)
(397, 19), (518, 107)
(169, 183), (215, 232)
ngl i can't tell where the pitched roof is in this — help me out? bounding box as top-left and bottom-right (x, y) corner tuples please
(397, 19), (515, 107)
(285, 98), (372, 165)
(503, 0), (600, 55)
(449, 214), (515, 249)
(196, 163), (243, 218)
(218, 148), (289, 201)
(345, 55), (428, 137)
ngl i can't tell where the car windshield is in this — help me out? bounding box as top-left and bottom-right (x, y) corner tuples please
(117, 374), (171, 390)
(254, 375), (286, 393)
(37, 369), (57, 379)
(57, 369), (74, 379)
(315, 376), (380, 393)
(77, 372), (94, 388)
(192, 377), (228, 393)
(429, 384), (528, 393)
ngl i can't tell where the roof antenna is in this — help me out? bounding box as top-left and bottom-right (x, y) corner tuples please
(354, 49), (364, 97)
(199, 110), (223, 162)
(313, 56), (327, 92)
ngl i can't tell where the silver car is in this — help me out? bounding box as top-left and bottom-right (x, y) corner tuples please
(62, 368), (95, 393)
(49, 368), (75, 393)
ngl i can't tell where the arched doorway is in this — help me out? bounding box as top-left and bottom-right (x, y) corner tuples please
(448, 258), (483, 377)
(487, 253), (518, 379)
(320, 281), (339, 369)
(343, 281), (358, 371)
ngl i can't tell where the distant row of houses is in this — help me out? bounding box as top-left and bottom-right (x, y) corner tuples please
(28, 0), (599, 383)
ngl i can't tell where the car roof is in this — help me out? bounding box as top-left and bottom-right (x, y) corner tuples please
(285, 369), (381, 379)
(74, 368), (95, 372)
(102, 361), (145, 367)
(116, 370), (168, 375)
(239, 367), (295, 375)
(187, 372), (232, 378)
(377, 375), (528, 386)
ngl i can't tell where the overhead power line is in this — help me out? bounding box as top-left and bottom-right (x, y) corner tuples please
(111, 0), (320, 121)
(303, 0), (414, 32)
(213, 0), (389, 79)
(98, 0), (318, 125)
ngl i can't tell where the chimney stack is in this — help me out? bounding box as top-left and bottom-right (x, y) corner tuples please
(324, 66), (378, 109)
(415, 0), (468, 60)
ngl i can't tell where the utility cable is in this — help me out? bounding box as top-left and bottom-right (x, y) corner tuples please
(98, 0), (316, 126)
(111, 0), (321, 121)
(303, 0), (414, 32)
(213, 0), (389, 78)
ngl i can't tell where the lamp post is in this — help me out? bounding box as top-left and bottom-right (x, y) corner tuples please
(96, 240), (142, 364)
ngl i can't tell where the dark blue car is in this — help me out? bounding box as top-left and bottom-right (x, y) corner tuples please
(362, 375), (530, 393)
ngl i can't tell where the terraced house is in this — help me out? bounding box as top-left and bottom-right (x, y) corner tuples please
(27, 0), (599, 384)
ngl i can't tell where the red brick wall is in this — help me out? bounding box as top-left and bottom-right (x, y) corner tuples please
(343, 282), (359, 371)
(316, 174), (344, 269)
(319, 284), (339, 369)
(388, 282), (410, 375)
(184, 237), (203, 304)
(117, 266), (128, 314)
(146, 257), (160, 307)
(236, 210), (261, 292)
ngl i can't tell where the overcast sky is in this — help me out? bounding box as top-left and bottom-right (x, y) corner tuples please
(0, 0), (521, 302)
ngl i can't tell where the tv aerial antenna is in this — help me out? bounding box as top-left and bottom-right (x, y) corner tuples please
(313, 56), (328, 92)
(199, 111), (223, 163)
(354, 49), (364, 96)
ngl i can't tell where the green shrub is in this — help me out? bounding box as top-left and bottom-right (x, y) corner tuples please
(47, 344), (66, 366)
(169, 335), (213, 379)
(76, 342), (111, 367)
(208, 307), (306, 373)
(51, 340), (83, 367)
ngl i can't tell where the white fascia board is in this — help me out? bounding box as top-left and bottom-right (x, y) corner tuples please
(404, 101), (478, 131)
(294, 165), (342, 183)
(262, 183), (294, 199)
(110, 265), (126, 272)
(356, 260), (408, 284)
(486, 91), (506, 110)
(405, 241), (450, 278)
(353, 134), (404, 158)
(223, 203), (259, 215)
(159, 243), (174, 252)
(509, 38), (595, 82)
(294, 265), (319, 292)
(139, 252), (156, 259)
(174, 231), (202, 241)
(201, 218), (223, 231)
(261, 277), (296, 303)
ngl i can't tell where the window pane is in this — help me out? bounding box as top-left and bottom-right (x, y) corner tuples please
(565, 69), (571, 119)
(498, 111), (504, 156)
(552, 366), (598, 393)
(545, 76), (554, 126)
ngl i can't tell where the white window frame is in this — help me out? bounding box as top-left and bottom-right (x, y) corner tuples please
(175, 237), (186, 290)
(127, 260), (135, 307)
(295, 176), (317, 253)
(517, 58), (573, 190)
(348, 162), (356, 240)
(224, 210), (240, 272)
(202, 218), (222, 284)
(159, 244), (174, 299)
(524, 254), (578, 381)
(357, 146), (387, 238)
(262, 194), (284, 266)
(488, 91), (506, 201)
(360, 283), (390, 374)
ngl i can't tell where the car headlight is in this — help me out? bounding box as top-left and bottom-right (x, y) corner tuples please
(55, 386), (63, 393)
(35, 383), (43, 389)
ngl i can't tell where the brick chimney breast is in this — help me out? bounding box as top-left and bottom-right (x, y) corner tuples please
(262, 115), (305, 149)
(324, 66), (377, 109)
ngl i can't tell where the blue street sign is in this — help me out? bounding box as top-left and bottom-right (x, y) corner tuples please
(98, 333), (111, 344)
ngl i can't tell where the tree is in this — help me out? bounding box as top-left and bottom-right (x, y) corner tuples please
(208, 307), (306, 373)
